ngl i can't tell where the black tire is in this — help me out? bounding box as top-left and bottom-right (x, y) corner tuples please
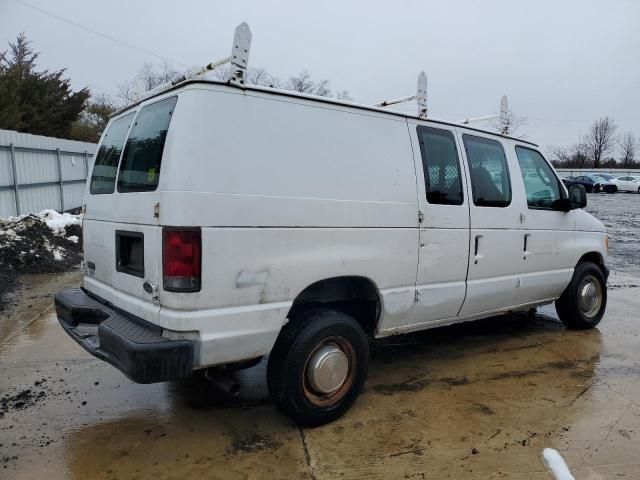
(267, 308), (369, 427)
(555, 261), (607, 329)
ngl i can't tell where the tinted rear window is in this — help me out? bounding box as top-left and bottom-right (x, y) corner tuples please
(117, 96), (177, 193)
(416, 126), (464, 205)
(89, 113), (134, 194)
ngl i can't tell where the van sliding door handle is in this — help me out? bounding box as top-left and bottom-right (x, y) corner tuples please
(523, 234), (531, 258)
(474, 235), (483, 263)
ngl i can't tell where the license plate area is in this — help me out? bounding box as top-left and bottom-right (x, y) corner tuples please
(115, 230), (144, 278)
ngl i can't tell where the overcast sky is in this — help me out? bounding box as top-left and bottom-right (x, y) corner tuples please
(1, 0), (639, 151)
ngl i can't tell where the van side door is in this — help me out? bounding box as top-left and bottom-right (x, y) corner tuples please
(457, 133), (523, 316)
(512, 145), (575, 304)
(408, 123), (470, 327)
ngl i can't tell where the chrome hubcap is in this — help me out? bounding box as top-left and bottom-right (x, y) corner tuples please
(306, 343), (349, 394)
(578, 275), (602, 318)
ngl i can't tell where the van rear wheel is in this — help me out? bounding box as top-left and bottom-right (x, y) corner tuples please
(555, 261), (607, 329)
(267, 308), (369, 427)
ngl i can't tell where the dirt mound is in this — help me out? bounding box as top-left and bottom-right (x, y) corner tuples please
(0, 210), (83, 312)
(0, 210), (82, 274)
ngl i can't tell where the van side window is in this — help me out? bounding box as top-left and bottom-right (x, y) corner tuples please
(462, 134), (511, 207)
(89, 113), (134, 194)
(515, 146), (561, 210)
(416, 126), (464, 205)
(117, 96), (178, 193)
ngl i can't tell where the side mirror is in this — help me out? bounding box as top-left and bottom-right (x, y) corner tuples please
(568, 184), (587, 210)
(556, 183), (587, 211)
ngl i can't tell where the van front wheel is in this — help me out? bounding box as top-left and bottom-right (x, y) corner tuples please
(555, 261), (607, 329)
(267, 308), (369, 427)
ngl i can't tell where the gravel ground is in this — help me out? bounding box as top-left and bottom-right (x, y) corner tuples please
(585, 192), (640, 276)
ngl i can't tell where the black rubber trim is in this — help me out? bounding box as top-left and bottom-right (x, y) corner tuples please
(55, 288), (194, 384)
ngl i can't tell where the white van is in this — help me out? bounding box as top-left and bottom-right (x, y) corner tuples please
(55, 73), (608, 426)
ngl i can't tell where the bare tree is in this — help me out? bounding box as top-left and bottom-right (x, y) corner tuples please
(619, 131), (638, 168)
(115, 62), (182, 107)
(585, 116), (617, 168)
(247, 67), (282, 88)
(286, 70), (315, 94)
(335, 90), (353, 101)
(549, 142), (590, 168)
(115, 79), (136, 106)
(116, 64), (349, 107)
(314, 79), (331, 97)
(490, 109), (527, 137)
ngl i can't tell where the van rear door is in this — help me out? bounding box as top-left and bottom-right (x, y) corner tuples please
(83, 96), (178, 324)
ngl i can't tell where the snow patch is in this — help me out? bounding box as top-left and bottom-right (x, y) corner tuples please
(67, 235), (79, 244)
(542, 448), (575, 480)
(4, 209), (81, 236)
(40, 209), (81, 235)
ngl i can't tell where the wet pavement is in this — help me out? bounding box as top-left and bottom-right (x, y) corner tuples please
(2, 194), (640, 479)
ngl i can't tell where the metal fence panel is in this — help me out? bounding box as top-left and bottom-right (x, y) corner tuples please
(0, 148), (12, 188)
(0, 129), (96, 216)
(17, 150), (58, 184)
(0, 190), (16, 218)
(63, 182), (86, 211)
(61, 151), (89, 181)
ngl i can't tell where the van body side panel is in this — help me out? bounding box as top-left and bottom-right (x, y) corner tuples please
(159, 87), (418, 228)
(158, 227), (417, 366)
(151, 86), (419, 365)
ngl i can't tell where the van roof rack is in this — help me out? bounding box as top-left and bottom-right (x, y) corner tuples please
(127, 23), (523, 142)
(459, 95), (509, 134)
(374, 71), (428, 119)
(134, 22), (252, 102)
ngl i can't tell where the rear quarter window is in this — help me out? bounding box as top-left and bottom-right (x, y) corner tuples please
(89, 113), (135, 194)
(117, 96), (177, 193)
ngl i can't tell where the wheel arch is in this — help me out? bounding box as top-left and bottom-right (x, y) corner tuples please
(578, 251), (608, 279)
(287, 276), (382, 336)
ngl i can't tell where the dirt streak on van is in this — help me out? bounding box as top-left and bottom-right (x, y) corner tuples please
(55, 79), (609, 426)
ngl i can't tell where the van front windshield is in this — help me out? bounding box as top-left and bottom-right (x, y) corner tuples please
(117, 96), (177, 193)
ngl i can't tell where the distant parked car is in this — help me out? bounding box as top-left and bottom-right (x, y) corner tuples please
(593, 172), (616, 181)
(562, 175), (617, 193)
(612, 176), (640, 193)
(593, 176), (618, 193)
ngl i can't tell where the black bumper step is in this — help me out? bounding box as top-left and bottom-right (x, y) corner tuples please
(55, 288), (194, 383)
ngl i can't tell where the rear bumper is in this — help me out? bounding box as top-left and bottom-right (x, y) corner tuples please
(55, 288), (194, 383)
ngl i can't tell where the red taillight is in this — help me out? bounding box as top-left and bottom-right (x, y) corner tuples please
(162, 228), (201, 292)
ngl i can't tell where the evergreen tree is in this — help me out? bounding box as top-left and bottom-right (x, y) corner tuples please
(0, 33), (89, 138)
(69, 94), (117, 142)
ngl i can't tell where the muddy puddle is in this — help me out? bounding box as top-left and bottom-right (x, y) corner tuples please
(2, 279), (640, 478)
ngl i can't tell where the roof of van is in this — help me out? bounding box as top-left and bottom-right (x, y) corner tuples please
(115, 79), (539, 147)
